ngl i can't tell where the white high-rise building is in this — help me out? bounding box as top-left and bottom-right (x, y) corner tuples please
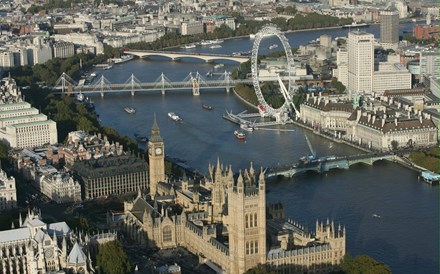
(394, 0), (408, 18)
(420, 50), (440, 79)
(348, 31), (374, 94)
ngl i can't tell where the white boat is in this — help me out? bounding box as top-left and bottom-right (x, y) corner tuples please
(112, 55), (134, 64)
(168, 112), (182, 122)
(372, 214), (381, 218)
(234, 130), (246, 141)
(249, 34), (256, 39)
(342, 22), (369, 28)
(268, 44), (278, 50)
(181, 44), (196, 49)
(209, 45), (222, 49)
(214, 64), (224, 70)
(200, 39), (224, 46)
(76, 93), (85, 102)
(124, 107), (136, 114)
(199, 40), (211, 46)
(90, 72), (97, 77)
(240, 123), (255, 132)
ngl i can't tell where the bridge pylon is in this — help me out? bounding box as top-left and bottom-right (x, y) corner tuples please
(218, 70), (231, 92)
(123, 74), (142, 96)
(153, 73), (173, 95)
(93, 75), (112, 97)
(55, 72), (77, 94)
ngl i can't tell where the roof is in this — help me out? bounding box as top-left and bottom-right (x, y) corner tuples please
(68, 242), (87, 264)
(0, 227), (30, 244)
(47, 222), (71, 235)
(7, 119), (55, 128)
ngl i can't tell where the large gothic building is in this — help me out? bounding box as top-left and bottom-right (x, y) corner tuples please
(0, 208), (116, 274)
(111, 117), (346, 273)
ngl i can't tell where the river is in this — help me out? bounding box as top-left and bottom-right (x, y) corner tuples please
(89, 22), (439, 273)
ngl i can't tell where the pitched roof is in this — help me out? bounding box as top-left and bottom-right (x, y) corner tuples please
(0, 227), (30, 244)
(68, 242), (87, 264)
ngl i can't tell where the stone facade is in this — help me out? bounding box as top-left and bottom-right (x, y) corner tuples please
(0, 168), (16, 211)
(112, 118), (346, 274)
(0, 209), (116, 274)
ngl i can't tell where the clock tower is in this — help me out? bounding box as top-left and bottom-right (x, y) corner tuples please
(148, 114), (165, 198)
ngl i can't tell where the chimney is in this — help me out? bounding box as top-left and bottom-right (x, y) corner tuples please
(325, 98), (329, 105)
(407, 111), (410, 119)
(394, 118), (398, 126)
(397, 102), (401, 109)
(313, 96), (317, 104)
(367, 113), (371, 123)
(356, 109), (361, 121)
(381, 118), (385, 127)
(372, 115), (376, 124)
(419, 116), (423, 124)
(306, 93), (310, 101)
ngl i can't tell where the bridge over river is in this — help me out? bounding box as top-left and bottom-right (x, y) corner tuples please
(124, 50), (249, 63)
(266, 152), (398, 178)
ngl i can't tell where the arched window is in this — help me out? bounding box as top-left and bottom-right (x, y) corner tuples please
(163, 226), (172, 242)
(254, 213), (258, 227)
(249, 214), (253, 228)
(250, 241), (254, 254)
(245, 214), (249, 228)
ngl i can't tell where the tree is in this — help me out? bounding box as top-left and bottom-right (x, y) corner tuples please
(340, 254), (391, 274)
(96, 241), (132, 274)
(330, 78), (346, 93)
(244, 264), (276, 274)
(391, 140), (398, 150)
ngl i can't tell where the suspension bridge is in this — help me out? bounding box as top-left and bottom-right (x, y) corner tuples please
(54, 72), (293, 97)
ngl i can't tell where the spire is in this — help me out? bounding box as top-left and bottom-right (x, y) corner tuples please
(237, 170), (244, 190)
(182, 171), (188, 182)
(249, 161), (254, 176)
(19, 212), (22, 227)
(151, 113), (160, 133)
(11, 221), (15, 229)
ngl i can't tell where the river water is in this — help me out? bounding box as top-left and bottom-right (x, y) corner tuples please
(89, 22), (438, 273)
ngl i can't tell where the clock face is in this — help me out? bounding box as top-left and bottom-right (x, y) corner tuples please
(155, 147), (162, 155)
(45, 249), (54, 259)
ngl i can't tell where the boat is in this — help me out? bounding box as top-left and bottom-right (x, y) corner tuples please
(214, 64), (224, 70)
(103, 64), (113, 70)
(206, 71), (213, 77)
(210, 39), (224, 44)
(202, 103), (213, 110)
(342, 22), (370, 28)
(124, 107), (136, 114)
(209, 45), (222, 49)
(181, 44), (196, 49)
(199, 40), (212, 46)
(134, 133), (148, 142)
(419, 171), (440, 185)
(240, 123), (255, 132)
(372, 214), (381, 218)
(112, 55), (134, 64)
(168, 112), (182, 122)
(234, 130), (246, 141)
(76, 93), (85, 102)
(249, 34), (256, 39)
(268, 44), (278, 50)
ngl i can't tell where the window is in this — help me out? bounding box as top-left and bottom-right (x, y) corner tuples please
(245, 214), (248, 228)
(255, 241), (258, 253)
(254, 213), (257, 227)
(163, 226), (172, 242)
(246, 242), (249, 255)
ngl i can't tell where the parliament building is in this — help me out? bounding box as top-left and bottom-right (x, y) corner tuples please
(110, 117), (346, 274)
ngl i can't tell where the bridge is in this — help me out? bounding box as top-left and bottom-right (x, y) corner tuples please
(55, 72), (292, 97)
(266, 152), (397, 178)
(124, 50), (249, 63)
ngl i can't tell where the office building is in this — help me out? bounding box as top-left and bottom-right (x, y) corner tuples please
(348, 31), (374, 94)
(380, 10), (399, 49)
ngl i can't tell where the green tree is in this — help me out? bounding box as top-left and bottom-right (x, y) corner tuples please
(340, 254), (391, 274)
(96, 241), (132, 274)
(244, 264), (276, 274)
(330, 78), (346, 93)
(390, 140), (398, 150)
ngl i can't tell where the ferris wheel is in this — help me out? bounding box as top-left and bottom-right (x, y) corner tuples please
(251, 24), (299, 119)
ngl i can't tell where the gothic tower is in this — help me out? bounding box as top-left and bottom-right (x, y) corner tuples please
(228, 165), (266, 274)
(148, 114), (165, 198)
